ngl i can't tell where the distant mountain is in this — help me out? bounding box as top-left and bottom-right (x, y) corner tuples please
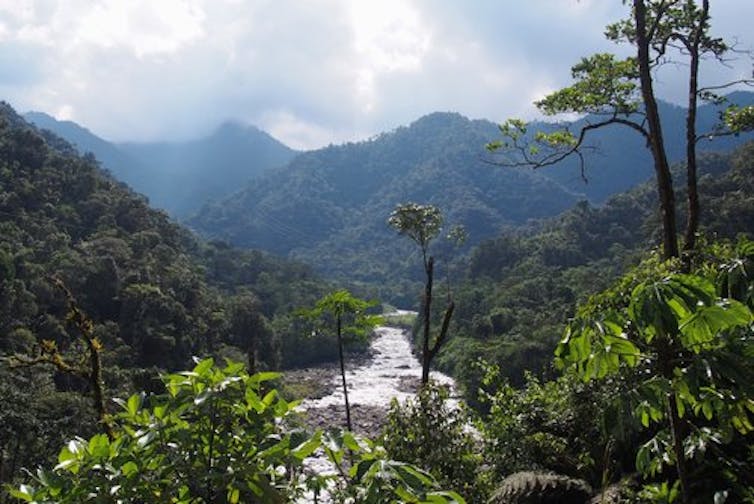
(23, 111), (150, 187)
(188, 112), (583, 293)
(187, 93), (754, 298)
(23, 113), (298, 217)
(119, 121), (298, 216)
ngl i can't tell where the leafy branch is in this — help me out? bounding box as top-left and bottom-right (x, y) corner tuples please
(9, 276), (113, 439)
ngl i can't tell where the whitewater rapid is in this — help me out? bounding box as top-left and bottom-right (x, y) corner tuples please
(300, 324), (455, 411)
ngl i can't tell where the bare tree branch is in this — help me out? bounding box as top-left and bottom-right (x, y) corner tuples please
(484, 115), (650, 174)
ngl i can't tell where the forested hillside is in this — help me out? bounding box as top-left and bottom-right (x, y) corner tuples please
(0, 103), (342, 484)
(439, 141), (754, 397)
(5, 1), (754, 502)
(188, 95), (753, 301)
(26, 94), (753, 305)
(3, 103), (333, 369)
(189, 112), (581, 299)
(24, 112), (298, 217)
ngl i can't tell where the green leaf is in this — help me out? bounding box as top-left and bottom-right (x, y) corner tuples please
(679, 301), (751, 350)
(641, 408), (650, 428)
(396, 463), (435, 489)
(262, 389), (277, 407)
(249, 371), (282, 385)
(342, 431), (362, 452)
(87, 433), (111, 458)
(427, 491), (467, 504)
(192, 357), (215, 376)
(9, 485), (34, 502)
(702, 400), (714, 421)
(55, 439), (84, 473)
(121, 461), (138, 477)
(126, 393), (142, 416)
(353, 458), (377, 480)
(246, 388), (263, 412)
(292, 430), (322, 460)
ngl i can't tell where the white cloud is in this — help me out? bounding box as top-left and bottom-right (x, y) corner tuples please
(0, 0), (751, 149)
(55, 103), (74, 120)
(347, 0), (431, 114)
(73, 0), (206, 58)
(257, 109), (363, 151)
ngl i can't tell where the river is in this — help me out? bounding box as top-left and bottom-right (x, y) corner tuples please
(301, 323), (455, 413)
(296, 319), (457, 501)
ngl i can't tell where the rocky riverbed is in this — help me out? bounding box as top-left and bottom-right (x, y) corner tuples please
(290, 324), (455, 439)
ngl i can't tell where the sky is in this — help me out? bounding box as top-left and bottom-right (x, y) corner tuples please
(0, 0), (752, 150)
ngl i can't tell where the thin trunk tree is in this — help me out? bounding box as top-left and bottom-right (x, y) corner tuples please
(389, 203), (455, 386)
(487, 0), (753, 264)
(303, 290), (380, 431)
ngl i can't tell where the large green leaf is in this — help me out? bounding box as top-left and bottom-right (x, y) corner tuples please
(679, 301), (751, 351)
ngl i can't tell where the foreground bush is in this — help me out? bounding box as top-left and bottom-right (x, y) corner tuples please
(382, 382), (490, 502)
(9, 358), (465, 503)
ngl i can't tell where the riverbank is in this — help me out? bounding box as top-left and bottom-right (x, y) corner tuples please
(290, 324), (454, 439)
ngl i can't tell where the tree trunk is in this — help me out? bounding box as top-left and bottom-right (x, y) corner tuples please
(634, 0), (679, 261)
(428, 301), (455, 363)
(9, 438), (20, 484)
(682, 0), (708, 255)
(657, 337), (690, 504)
(85, 322), (114, 440)
(247, 333), (257, 375)
(666, 393), (690, 504)
(421, 256), (434, 385)
(337, 315), (352, 431)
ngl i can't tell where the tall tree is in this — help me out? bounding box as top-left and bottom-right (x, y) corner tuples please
(487, 0), (754, 261)
(389, 203), (455, 385)
(485, 3), (753, 500)
(303, 290), (380, 431)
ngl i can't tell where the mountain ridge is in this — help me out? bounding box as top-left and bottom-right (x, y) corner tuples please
(24, 93), (754, 296)
(23, 111), (298, 217)
(188, 111), (583, 301)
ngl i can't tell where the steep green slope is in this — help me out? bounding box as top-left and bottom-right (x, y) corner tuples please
(2, 101), (471, 493)
(1, 101), (341, 485)
(2, 103), (337, 371)
(23, 113), (298, 217)
(189, 112), (581, 296)
(441, 141), (754, 397)
(23, 111), (150, 185)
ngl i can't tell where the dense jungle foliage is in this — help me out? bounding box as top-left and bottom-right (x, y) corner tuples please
(2, 64), (754, 504)
(3, 90), (754, 502)
(383, 238), (754, 503)
(0, 103), (364, 489)
(8, 357), (468, 503)
(438, 142), (754, 398)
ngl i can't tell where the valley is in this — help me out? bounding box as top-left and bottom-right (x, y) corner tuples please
(2, 29), (754, 501)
